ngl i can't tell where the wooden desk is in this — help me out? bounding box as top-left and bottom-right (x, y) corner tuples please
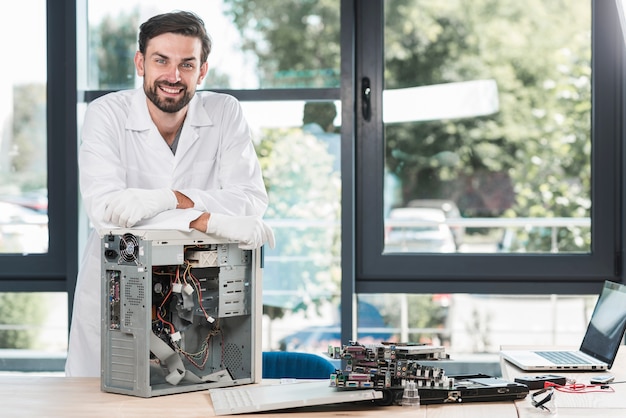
(7, 349), (625, 418)
(0, 374), (522, 418)
(500, 346), (626, 417)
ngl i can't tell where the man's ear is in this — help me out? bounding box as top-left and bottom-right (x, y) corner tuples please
(134, 51), (145, 77)
(197, 61), (209, 85)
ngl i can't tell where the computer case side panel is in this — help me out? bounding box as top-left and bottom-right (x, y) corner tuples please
(100, 230), (260, 397)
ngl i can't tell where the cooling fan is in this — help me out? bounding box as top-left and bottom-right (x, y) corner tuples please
(119, 233), (140, 263)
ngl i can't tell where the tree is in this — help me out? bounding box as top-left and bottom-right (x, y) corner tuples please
(223, 0), (341, 88)
(222, 0), (343, 330)
(5, 84), (47, 191)
(222, 0), (593, 336)
(382, 0), (591, 251)
(225, 0), (590, 251)
(92, 10), (139, 89)
(256, 126), (341, 319)
(0, 293), (46, 348)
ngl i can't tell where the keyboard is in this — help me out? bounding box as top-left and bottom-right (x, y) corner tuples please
(535, 351), (592, 365)
(211, 388), (255, 413)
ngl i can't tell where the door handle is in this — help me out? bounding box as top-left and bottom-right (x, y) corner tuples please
(361, 77), (371, 121)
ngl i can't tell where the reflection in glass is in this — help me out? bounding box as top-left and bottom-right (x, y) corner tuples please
(383, 0), (591, 254)
(0, 0), (48, 254)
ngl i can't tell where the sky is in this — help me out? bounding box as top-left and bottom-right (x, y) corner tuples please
(2, 0), (46, 83)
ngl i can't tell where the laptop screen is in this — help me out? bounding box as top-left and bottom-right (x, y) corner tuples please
(579, 281), (626, 366)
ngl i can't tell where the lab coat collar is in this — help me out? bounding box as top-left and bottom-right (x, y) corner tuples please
(186, 93), (213, 128)
(125, 88), (213, 132)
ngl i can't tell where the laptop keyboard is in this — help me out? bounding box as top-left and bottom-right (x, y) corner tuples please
(535, 351), (589, 365)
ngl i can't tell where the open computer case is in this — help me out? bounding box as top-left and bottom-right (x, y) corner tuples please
(100, 229), (262, 397)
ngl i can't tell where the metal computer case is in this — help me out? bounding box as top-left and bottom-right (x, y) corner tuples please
(100, 229), (262, 397)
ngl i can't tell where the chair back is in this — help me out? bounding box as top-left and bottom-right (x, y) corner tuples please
(262, 351), (336, 379)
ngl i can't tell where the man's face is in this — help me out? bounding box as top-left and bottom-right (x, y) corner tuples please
(134, 32), (208, 114)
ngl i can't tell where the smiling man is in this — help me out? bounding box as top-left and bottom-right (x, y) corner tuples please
(66, 11), (274, 377)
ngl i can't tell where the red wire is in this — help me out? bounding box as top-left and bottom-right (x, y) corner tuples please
(186, 268), (211, 321)
(157, 275), (176, 333)
(544, 381), (615, 393)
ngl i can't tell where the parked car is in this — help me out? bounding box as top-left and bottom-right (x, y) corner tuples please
(385, 207), (456, 253)
(407, 199), (465, 246)
(0, 189), (48, 213)
(279, 301), (393, 352)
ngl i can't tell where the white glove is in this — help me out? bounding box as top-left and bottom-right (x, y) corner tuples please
(206, 213), (275, 250)
(104, 188), (177, 228)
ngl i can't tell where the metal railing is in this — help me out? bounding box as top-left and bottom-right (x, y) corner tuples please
(385, 217), (591, 253)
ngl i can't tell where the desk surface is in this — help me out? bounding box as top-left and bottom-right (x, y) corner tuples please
(0, 375), (520, 418)
(2, 347), (624, 418)
(500, 345), (626, 417)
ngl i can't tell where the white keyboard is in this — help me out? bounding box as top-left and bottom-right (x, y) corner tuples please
(211, 388), (257, 414)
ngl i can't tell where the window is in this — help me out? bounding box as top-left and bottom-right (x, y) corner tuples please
(5, 0), (621, 372)
(0, 2), (77, 285)
(0, 3), (48, 255)
(347, 1), (625, 357)
(356, 0), (620, 294)
(76, 0), (625, 362)
(0, 0), (77, 366)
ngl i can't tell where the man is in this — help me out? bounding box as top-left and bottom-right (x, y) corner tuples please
(66, 11), (274, 377)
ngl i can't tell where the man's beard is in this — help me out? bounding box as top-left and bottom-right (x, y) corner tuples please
(145, 81), (193, 113)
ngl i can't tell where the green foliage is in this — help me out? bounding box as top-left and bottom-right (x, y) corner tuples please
(256, 126), (341, 317)
(386, 0), (591, 251)
(0, 84), (47, 193)
(223, 0), (341, 87)
(373, 294), (449, 344)
(0, 293), (46, 349)
(225, 0), (591, 254)
(384, 0), (590, 207)
(223, 0), (594, 330)
(92, 10), (140, 89)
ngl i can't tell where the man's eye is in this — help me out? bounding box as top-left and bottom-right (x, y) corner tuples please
(155, 58), (166, 64)
(181, 63), (193, 69)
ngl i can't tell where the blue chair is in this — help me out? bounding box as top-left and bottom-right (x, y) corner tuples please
(262, 351), (336, 379)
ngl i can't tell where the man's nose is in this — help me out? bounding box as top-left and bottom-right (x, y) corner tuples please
(164, 65), (181, 83)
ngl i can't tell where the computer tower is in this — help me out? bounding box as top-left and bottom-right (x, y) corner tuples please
(100, 229), (262, 397)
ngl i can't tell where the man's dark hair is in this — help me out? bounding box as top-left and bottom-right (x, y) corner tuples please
(138, 10), (212, 63)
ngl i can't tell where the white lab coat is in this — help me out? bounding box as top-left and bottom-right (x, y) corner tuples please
(65, 88), (268, 377)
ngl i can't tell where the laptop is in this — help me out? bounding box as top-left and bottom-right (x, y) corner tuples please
(209, 380), (382, 415)
(500, 280), (626, 371)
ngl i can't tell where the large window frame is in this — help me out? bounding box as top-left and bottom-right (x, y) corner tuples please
(0, 0), (78, 296)
(2, 0), (625, 362)
(354, 0), (624, 296)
